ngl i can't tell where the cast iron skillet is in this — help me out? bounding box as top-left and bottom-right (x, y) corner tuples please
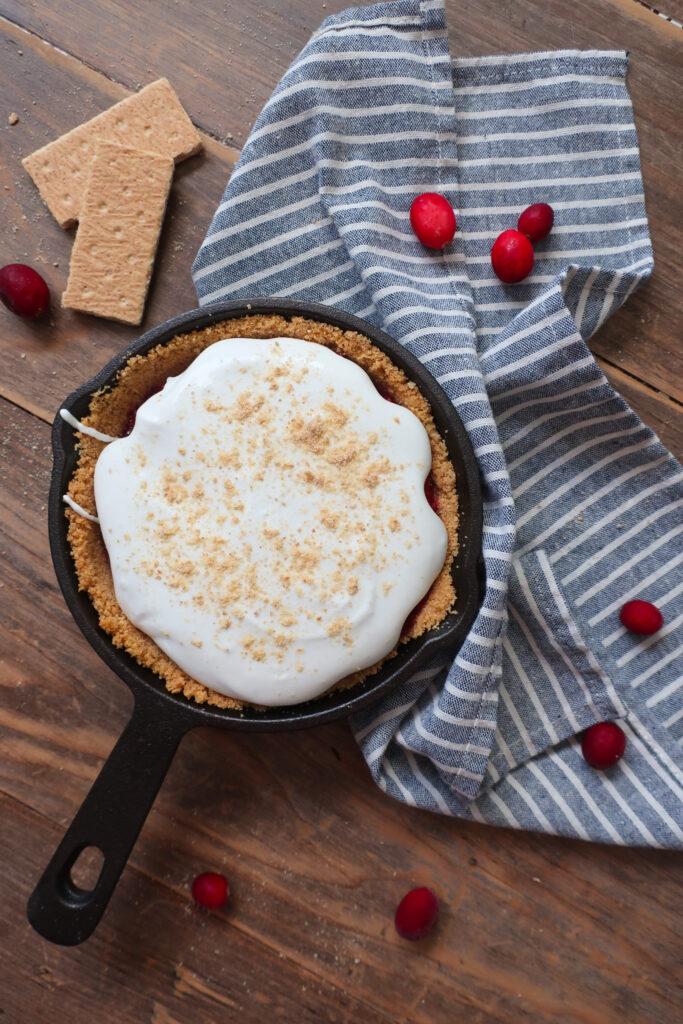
(28, 297), (483, 946)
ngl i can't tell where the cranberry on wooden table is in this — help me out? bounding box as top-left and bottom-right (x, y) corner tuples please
(619, 599), (664, 635)
(191, 871), (229, 909)
(395, 886), (439, 940)
(0, 263), (50, 318)
(410, 193), (457, 249)
(490, 229), (534, 284)
(581, 722), (627, 770)
(518, 203), (554, 242)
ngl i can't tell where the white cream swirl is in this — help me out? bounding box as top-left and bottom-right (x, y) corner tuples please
(94, 337), (447, 705)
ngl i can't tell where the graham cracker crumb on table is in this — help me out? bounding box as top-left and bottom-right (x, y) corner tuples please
(66, 314), (459, 710)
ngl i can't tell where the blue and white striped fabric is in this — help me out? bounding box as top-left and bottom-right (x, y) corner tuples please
(192, 0), (683, 846)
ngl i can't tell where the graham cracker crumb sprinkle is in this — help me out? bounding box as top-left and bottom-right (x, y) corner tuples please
(66, 314), (459, 711)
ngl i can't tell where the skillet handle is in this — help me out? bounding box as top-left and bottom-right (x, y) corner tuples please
(27, 693), (191, 945)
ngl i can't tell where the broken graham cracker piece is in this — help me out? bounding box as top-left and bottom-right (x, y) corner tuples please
(22, 78), (200, 228)
(62, 141), (173, 325)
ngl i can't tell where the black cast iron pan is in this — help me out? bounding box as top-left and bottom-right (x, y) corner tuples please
(28, 297), (483, 946)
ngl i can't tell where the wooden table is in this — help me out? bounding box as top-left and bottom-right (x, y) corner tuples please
(1, 2), (681, 1021)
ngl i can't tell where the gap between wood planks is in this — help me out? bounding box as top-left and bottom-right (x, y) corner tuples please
(2, 356), (680, 435)
(0, 11), (238, 151)
(1, 7), (681, 428)
(632, 1), (683, 27)
(1, 784), (399, 1023)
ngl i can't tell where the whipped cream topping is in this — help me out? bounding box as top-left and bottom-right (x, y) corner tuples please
(94, 337), (447, 706)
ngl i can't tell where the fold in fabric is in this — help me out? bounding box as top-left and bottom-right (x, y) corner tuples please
(192, 0), (683, 846)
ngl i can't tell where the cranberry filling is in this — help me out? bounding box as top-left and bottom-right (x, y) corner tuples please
(122, 383), (164, 437)
(329, 344), (353, 362)
(400, 477), (440, 636)
(374, 380), (395, 403)
(424, 473), (439, 512)
(401, 593), (430, 639)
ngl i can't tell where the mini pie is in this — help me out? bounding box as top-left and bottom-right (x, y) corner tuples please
(64, 314), (459, 709)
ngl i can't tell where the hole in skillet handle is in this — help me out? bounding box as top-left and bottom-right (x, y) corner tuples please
(51, 846), (103, 910)
(27, 692), (190, 946)
(66, 845), (105, 898)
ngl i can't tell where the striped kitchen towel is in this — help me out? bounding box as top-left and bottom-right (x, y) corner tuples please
(192, 0), (683, 846)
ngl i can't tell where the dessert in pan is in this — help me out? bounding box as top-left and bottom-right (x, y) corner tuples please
(63, 313), (460, 709)
(29, 301), (478, 946)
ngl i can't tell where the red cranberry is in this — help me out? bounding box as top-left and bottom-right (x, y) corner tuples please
(619, 599), (664, 635)
(581, 722), (627, 770)
(191, 871), (229, 909)
(395, 887), (439, 940)
(517, 203), (554, 243)
(0, 263), (50, 318)
(424, 474), (439, 513)
(491, 230), (534, 284)
(410, 193), (457, 250)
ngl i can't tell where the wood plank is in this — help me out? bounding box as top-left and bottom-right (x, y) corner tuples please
(599, 358), (683, 456)
(642, 0), (683, 22)
(0, 4), (680, 447)
(0, 15), (238, 424)
(2, 396), (682, 1023)
(0, 0), (680, 406)
(2, 793), (397, 1024)
(1, 2), (681, 1021)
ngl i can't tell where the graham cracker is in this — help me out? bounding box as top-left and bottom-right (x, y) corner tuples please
(62, 141), (174, 325)
(23, 78), (201, 228)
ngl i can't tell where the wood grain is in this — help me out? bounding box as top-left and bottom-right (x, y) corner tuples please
(2, 796), (397, 1024)
(0, 16), (237, 422)
(600, 359), (682, 455)
(639, 0), (683, 21)
(0, 3), (681, 439)
(1, 0), (681, 405)
(2, 395), (682, 1023)
(1, 0), (682, 1020)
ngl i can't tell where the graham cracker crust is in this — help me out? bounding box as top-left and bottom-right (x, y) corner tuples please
(65, 313), (459, 709)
